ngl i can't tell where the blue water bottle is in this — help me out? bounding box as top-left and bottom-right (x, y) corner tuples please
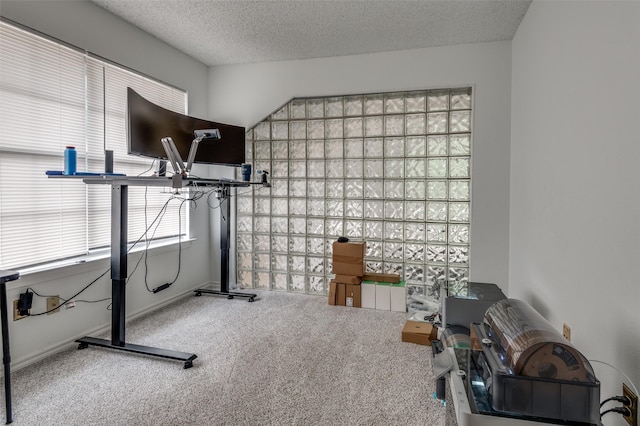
(64, 146), (77, 175)
(241, 163), (252, 181)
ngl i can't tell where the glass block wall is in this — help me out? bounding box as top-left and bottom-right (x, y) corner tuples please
(236, 88), (472, 296)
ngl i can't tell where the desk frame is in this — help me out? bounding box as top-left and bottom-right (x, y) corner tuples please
(193, 184), (256, 302)
(68, 176), (257, 368)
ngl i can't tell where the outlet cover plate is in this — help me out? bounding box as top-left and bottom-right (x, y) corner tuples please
(623, 383), (638, 426)
(562, 323), (571, 341)
(13, 300), (28, 321)
(46, 296), (61, 315)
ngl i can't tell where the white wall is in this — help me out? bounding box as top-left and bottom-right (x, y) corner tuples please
(1, 1), (215, 368)
(209, 41), (513, 290)
(1, 0), (209, 116)
(511, 0), (640, 414)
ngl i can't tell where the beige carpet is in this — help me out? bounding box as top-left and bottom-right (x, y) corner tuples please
(6, 290), (451, 425)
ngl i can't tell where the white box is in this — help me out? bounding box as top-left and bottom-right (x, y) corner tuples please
(361, 281), (376, 309)
(375, 283), (391, 311)
(390, 283), (406, 312)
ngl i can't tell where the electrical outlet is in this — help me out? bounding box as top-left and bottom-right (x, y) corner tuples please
(46, 296), (61, 315)
(623, 383), (638, 426)
(562, 323), (571, 341)
(13, 300), (28, 320)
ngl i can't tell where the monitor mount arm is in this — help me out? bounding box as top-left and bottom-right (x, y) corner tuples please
(160, 129), (221, 185)
(160, 137), (185, 176)
(187, 129), (221, 173)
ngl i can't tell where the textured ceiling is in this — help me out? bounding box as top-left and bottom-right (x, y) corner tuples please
(91, 0), (531, 66)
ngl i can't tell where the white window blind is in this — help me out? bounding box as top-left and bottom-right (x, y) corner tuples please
(0, 21), (187, 269)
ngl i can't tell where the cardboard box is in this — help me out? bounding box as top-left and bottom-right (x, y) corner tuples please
(401, 320), (438, 346)
(362, 272), (401, 283)
(345, 284), (361, 308)
(332, 241), (365, 276)
(390, 281), (406, 312)
(361, 280), (376, 309)
(375, 282), (391, 311)
(336, 282), (346, 306)
(334, 274), (362, 284)
(328, 280), (337, 305)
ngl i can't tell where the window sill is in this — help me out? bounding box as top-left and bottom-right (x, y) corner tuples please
(17, 237), (195, 281)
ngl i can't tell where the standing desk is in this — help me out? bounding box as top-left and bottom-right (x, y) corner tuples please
(52, 175), (257, 368)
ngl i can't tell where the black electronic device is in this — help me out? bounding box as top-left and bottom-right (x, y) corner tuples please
(105, 150), (113, 174)
(260, 170), (270, 186)
(18, 290), (32, 316)
(157, 160), (167, 177)
(126, 88), (245, 167)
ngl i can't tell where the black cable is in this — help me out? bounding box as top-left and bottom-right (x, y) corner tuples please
(189, 190), (206, 205)
(128, 187), (188, 291)
(127, 196), (174, 252)
(135, 190), (197, 290)
(129, 194), (172, 283)
(129, 185), (152, 290)
(219, 191), (228, 224)
(206, 189), (224, 210)
(142, 185), (162, 291)
(128, 203), (168, 284)
(600, 395), (631, 407)
(142, 198), (169, 290)
(25, 287), (58, 298)
(168, 196), (187, 285)
(126, 203), (168, 287)
(425, 312), (439, 322)
(162, 189), (205, 287)
(26, 287), (110, 306)
(26, 268), (110, 316)
(137, 160), (156, 177)
(600, 406), (630, 418)
(178, 188), (206, 208)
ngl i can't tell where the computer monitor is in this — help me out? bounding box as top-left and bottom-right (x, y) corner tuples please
(126, 87), (245, 167)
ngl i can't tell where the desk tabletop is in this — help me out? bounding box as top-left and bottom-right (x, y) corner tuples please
(49, 174), (252, 188)
(0, 270), (20, 284)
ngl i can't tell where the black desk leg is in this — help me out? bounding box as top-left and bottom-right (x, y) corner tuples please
(194, 185), (256, 302)
(111, 183), (127, 346)
(1, 282), (12, 424)
(76, 184), (197, 368)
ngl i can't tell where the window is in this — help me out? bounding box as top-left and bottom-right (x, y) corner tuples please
(236, 90), (472, 297)
(0, 20), (187, 270)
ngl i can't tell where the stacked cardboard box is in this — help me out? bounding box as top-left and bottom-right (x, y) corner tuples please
(328, 241), (365, 307)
